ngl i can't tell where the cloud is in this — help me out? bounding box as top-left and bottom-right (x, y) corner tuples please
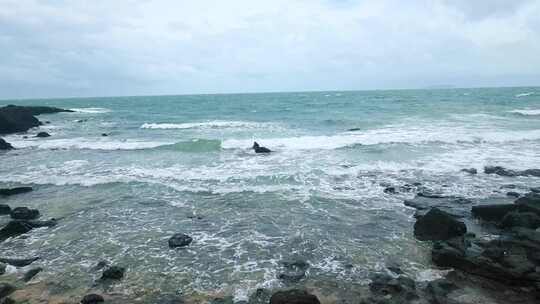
(0, 0), (539, 99)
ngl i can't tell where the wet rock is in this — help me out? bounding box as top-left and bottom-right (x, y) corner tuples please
(210, 296), (233, 304)
(168, 233), (193, 248)
(384, 187), (397, 194)
(414, 208), (466, 241)
(81, 294), (105, 304)
(0, 138), (13, 150)
(417, 191), (446, 199)
(0, 297), (15, 304)
(484, 166), (519, 177)
(0, 105), (72, 134)
(531, 187), (540, 193)
(101, 133), (108, 137)
(150, 293), (185, 304)
(471, 204), (517, 222)
(101, 265), (125, 280)
(425, 278), (458, 304)
(0, 257), (39, 267)
(35, 131), (50, 138)
(461, 168), (477, 174)
(348, 128), (361, 131)
(25, 219), (57, 228)
(278, 258), (310, 283)
(522, 169), (540, 177)
(515, 192), (540, 215)
(385, 261), (404, 275)
(249, 288), (272, 304)
(23, 267), (43, 282)
(93, 260), (109, 271)
(507, 191), (520, 198)
(404, 196), (471, 218)
(270, 289), (320, 304)
(0, 263), (5, 275)
(0, 205), (10, 215)
(0, 283), (15, 299)
(0, 187), (32, 196)
(369, 273), (419, 303)
(0, 221), (33, 241)
(500, 212), (540, 230)
(10, 207), (40, 220)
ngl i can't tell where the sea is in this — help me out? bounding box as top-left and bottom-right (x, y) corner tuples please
(1, 87), (539, 301)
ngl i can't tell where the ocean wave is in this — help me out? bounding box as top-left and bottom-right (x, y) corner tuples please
(140, 121), (270, 130)
(157, 139), (222, 152)
(515, 92), (534, 98)
(70, 107), (111, 114)
(7, 137), (171, 150)
(509, 109), (540, 116)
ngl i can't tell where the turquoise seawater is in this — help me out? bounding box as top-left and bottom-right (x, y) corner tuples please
(1, 87), (540, 301)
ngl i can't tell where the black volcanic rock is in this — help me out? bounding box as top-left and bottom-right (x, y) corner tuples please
(168, 233), (193, 248)
(0, 138), (13, 150)
(484, 166), (540, 178)
(414, 208), (466, 241)
(0, 187), (32, 196)
(500, 211), (540, 230)
(0, 105), (72, 135)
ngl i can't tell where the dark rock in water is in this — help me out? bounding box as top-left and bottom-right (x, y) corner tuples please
(0, 138), (13, 150)
(484, 166), (519, 177)
(252, 141), (272, 153)
(0, 257), (39, 267)
(414, 208), (466, 241)
(210, 297), (233, 304)
(425, 278), (458, 304)
(93, 260), (109, 271)
(515, 192), (540, 215)
(368, 273), (419, 303)
(278, 258), (310, 283)
(270, 289), (320, 304)
(506, 191), (520, 198)
(81, 294), (105, 304)
(0, 283), (15, 299)
(35, 132), (50, 138)
(522, 169), (540, 177)
(0, 221), (33, 241)
(384, 187), (397, 194)
(417, 191), (446, 199)
(404, 196), (472, 218)
(531, 187), (540, 193)
(348, 128), (361, 131)
(168, 233), (193, 248)
(249, 288), (272, 304)
(0, 105), (72, 135)
(0, 187), (32, 196)
(101, 133), (108, 137)
(385, 261), (404, 275)
(0, 262), (5, 275)
(500, 212), (540, 229)
(471, 204), (517, 222)
(10, 207), (40, 220)
(0, 205), (11, 215)
(23, 267), (43, 282)
(461, 168), (478, 174)
(25, 219), (57, 228)
(101, 265), (125, 280)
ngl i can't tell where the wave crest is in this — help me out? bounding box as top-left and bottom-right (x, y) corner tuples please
(509, 109), (540, 116)
(70, 107), (111, 114)
(140, 121), (269, 130)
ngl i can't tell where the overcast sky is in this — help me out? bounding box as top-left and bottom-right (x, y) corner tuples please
(1, 0), (539, 99)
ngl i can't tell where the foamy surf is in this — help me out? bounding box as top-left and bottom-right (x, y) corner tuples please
(140, 121), (271, 130)
(70, 107), (111, 113)
(515, 92), (534, 98)
(7, 137), (172, 150)
(509, 109), (540, 116)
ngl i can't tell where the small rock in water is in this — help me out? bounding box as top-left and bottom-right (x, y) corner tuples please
(384, 187), (397, 194)
(23, 267), (43, 282)
(369, 273), (419, 302)
(0, 204), (11, 215)
(35, 132), (50, 138)
(0, 221), (34, 241)
(0, 187), (33, 196)
(385, 261), (404, 275)
(100, 265), (125, 280)
(506, 191), (520, 198)
(270, 289), (320, 304)
(0, 262), (6, 275)
(168, 233), (193, 248)
(10, 207), (40, 220)
(0, 283), (15, 299)
(0, 138), (13, 150)
(530, 187), (540, 193)
(414, 208), (466, 241)
(81, 294), (105, 304)
(348, 128), (361, 131)
(101, 133), (108, 137)
(461, 168), (477, 174)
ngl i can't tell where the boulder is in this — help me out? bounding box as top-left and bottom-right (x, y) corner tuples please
(0, 205), (10, 215)
(101, 265), (125, 280)
(35, 132), (50, 138)
(23, 267), (43, 282)
(10, 207), (40, 220)
(0, 257), (39, 267)
(168, 233), (193, 248)
(0, 138), (13, 150)
(25, 219), (57, 228)
(515, 192), (540, 215)
(414, 208), (466, 241)
(0, 105), (72, 134)
(81, 294), (105, 304)
(0, 220), (33, 241)
(471, 204), (517, 222)
(500, 212), (540, 230)
(0, 187), (33, 196)
(270, 289), (320, 304)
(0, 283), (15, 299)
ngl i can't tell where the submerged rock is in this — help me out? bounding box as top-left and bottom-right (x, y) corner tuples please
(35, 132), (50, 138)
(168, 233), (193, 248)
(0, 221), (33, 241)
(0, 283), (15, 299)
(270, 289), (320, 304)
(0, 257), (39, 267)
(0, 187), (32, 196)
(10, 207), (40, 220)
(101, 265), (125, 280)
(414, 208), (466, 241)
(210, 296), (234, 304)
(0, 204), (11, 215)
(81, 294), (105, 304)
(0, 138), (13, 150)
(23, 267), (43, 282)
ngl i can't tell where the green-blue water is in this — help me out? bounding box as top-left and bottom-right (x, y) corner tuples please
(1, 87), (540, 301)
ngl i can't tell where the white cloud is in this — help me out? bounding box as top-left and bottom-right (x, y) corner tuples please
(0, 0), (539, 98)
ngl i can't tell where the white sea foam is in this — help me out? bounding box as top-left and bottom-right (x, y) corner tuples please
(70, 107), (111, 114)
(140, 121), (270, 130)
(515, 92), (534, 97)
(509, 109), (540, 116)
(8, 137), (171, 150)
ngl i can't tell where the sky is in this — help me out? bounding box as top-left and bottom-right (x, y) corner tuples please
(0, 0), (539, 99)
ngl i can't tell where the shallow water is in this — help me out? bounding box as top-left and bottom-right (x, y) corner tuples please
(1, 87), (540, 301)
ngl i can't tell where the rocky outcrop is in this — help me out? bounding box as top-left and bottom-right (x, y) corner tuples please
(10, 207), (40, 220)
(404, 195), (471, 218)
(413, 208), (466, 241)
(168, 233), (193, 248)
(0, 263), (5, 275)
(500, 211), (540, 229)
(0, 105), (72, 135)
(270, 289), (320, 304)
(0, 221), (33, 241)
(0, 138), (13, 150)
(367, 273), (420, 303)
(0, 187), (33, 196)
